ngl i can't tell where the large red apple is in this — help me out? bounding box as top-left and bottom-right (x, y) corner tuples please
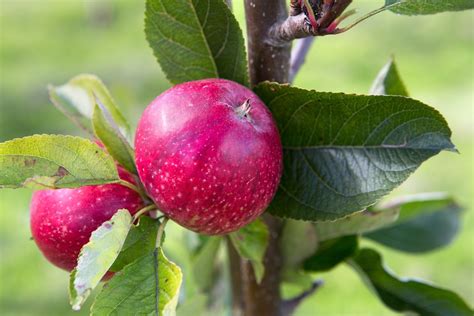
(135, 79), (282, 235)
(30, 168), (144, 271)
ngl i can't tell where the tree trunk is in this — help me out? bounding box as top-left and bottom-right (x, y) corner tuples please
(241, 214), (284, 316)
(245, 0), (291, 85)
(228, 1), (291, 315)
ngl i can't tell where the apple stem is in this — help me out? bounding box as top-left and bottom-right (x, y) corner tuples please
(118, 179), (149, 202)
(132, 204), (157, 222)
(235, 99), (252, 119)
(156, 217), (169, 248)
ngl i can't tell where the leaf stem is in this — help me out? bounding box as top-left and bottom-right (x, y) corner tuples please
(281, 280), (324, 316)
(334, 4), (398, 34)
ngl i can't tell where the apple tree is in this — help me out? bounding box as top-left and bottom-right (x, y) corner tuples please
(0, 0), (473, 315)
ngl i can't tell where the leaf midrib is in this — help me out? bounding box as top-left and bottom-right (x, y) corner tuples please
(186, 0), (219, 77)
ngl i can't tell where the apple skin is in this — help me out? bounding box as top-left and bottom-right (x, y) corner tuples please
(30, 168), (144, 272)
(135, 79), (282, 235)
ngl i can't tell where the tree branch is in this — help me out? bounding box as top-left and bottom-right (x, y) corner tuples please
(241, 214), (284, 316)
(289, 37), (316, 83)
(281, 280), (324, 316)
(227, 237), (243, 316)
(268, 14), (315, 46)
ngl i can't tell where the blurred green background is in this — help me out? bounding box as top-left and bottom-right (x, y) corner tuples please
(0, 1), (472, 315)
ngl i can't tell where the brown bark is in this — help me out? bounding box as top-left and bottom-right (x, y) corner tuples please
(227, 237), (243, 316)
(244, 0), (291, 84)
(228, 1), (355, 315)
(241, 214), (284, 316)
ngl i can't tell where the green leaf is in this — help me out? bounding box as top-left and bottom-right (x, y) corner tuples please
(229, 219), (269, 283)
(254, 82), (455, 221)
(349, 248), (473, 315)
(70, 210), (132, 311)
(92, 248), (182, 316)
(110, 216), (159, 272)
(314, 209), (399, 241)
(303, 235), (358, 272)
(92, 104), (136, 174)
(385, 0), (474, 15)
(280, 220), (318, 269)
(0, 135), (119, 189)
(364, 193), (463, 253)
(370, 58), (408, 97)
(192, 237), (221, 292)
(145, 0), (249, 86)
(49, 74), (130, 139)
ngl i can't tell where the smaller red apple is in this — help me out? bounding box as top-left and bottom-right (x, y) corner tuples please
(30, 168), (144, 271)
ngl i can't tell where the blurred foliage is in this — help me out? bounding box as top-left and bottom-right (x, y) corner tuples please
(0, 0), (472, 315)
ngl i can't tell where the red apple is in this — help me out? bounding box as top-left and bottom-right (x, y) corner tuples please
(30, 168), (144, 271)
(135, 79), (282, 235)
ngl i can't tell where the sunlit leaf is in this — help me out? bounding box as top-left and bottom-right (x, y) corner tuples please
(0, 135), (118, 189)
(49, 74), (130, 138)
(70, 210), (132, 310)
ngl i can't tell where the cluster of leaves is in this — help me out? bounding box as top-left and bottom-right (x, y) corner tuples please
(0, 0), (473, 315)
(1, 72), (184, 315)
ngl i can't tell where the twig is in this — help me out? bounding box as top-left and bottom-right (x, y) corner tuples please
(268, 0), (353, 45)
(281, 280), (324, 316)
(289, 37), (316, 83)
(268, 14), (314, 46)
